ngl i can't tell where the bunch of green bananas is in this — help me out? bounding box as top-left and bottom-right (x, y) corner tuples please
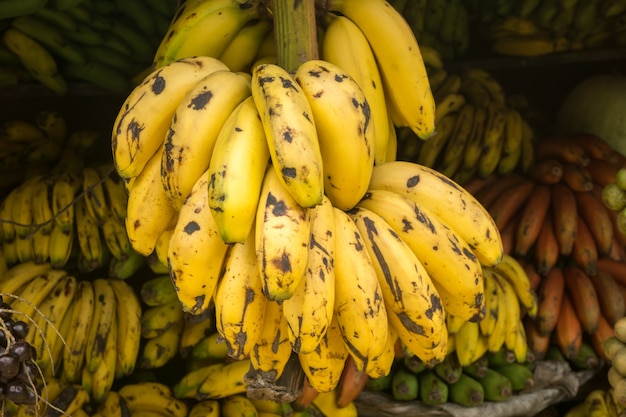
(397, 54), (537, 185)
(110, 0), (507, 399)
(0, 155), (144, 278)
(470, 0), (626, 56)
(0, 0), (178, 94)
(388, 0), (471, 61)
(0, 263), (143, 404)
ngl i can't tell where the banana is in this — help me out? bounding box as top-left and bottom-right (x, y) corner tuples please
(357, 189), (485, 322)
(298, 317), (348, 393)
(491, 271), (522, 353)
(480, 268), (500, 337)
(326, 0), (436, 139)
(140, 318), (184, 369)
(255, 167), (311, 301)
(180, 315), (216, 358)
(251, 62), (323, 208)
(189, 400), (220, 417)
(101, 213), (133, 261)
(0, 186), (19, 242)
(7, 268), (67, 326)
(140, 275), (178, 307)
(0, 119), (46, 143)
(332, 207), (388, 374)
(101, 172), (128, 223)
(478, 102), (507, 178)
(125, 150), (177, 256)
(47, 223), (74, 269)
(213, 229), (267, 360)
(221, 394), (258, 417)
(492, 34), (569, 56)
(438, 103), (475, 178)
(321, 13), (390, 166)
(141, 299), (185, 339)
(109, 279), (142, 378)
(59, 279), (94, 383)
(192, 331), (229, 361)
(295, 59), (375, 210)
(494, 254), (538, 318)
(195, 359), (252, 400)
(153, 0), (261, 68)
(350, 206), (447, 365)
(90, 303), (118, 402)
(207, 96), (270, 244)
(81, 166), (109, 224)
(48, 384), (91, 417)
(282, 195), (335, 354)
(51, 173), (79, 233)
(111, 56), (229, 179)
(26, 274), (77, 372)
(161, 69), (251, 209)
(11, 178), (39, 239)
(248, 298), (292, 382)
(312, 390), (358, 417)
(218, 19), (272, 73)
(2, 28), (68, 95)
(168, 169), (229, 315)
(85, 278), (117, 373)
(30, 178), (55, 237)
(119, 382), (188, 417)
(416, 112), (458, 168)
(368, 160), (503, 267)
(75, 197), (104, 270)
(486, 269), (508, 353)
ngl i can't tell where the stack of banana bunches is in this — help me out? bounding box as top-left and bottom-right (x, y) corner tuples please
(1, 1), (626, 417)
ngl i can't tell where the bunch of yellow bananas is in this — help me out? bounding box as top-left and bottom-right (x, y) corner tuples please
(0, 157), (144, 278)
(110, 0), (505, 398)
(0, 263), (142, 404)
(397, 53), (537, 185)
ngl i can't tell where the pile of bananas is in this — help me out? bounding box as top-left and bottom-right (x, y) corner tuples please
(0, 155), (145, 278)
(396, 57), (537, 185)
(602, 167), (626, 237)
(0, 262), (142, 403)
(0, 0), (178, 94)
(565, 389), (620, 417)
(469, 133), (626, 275)
(111, 0), (507, 400)
(470, 0), (626, 56)
(388, 0), (471, 61)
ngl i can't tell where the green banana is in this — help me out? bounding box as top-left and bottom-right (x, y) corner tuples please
(418, 370), (449, 406)
(433, 353), (463, 384)
(493, 362), (535, 392)
(391, 366), (419, 401)
(448, 373), (485, 407)
(476, 368), (513, 402)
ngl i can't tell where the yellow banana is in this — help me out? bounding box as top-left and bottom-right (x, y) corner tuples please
(140, 318), (184, 369)
(221, 394), (258, 417)
(153, 0), (261, 68)
(61, 279), (94, 383)
(195, 359), (252, 400)
(206, 95), (269, 244)
(255, 167), (311, 302)
(75, 197), (104, 270)
(326, 0), (435, 139)
(180, 315), (215, 358)
(141, 299), (185, 339)
(8, 268), (67, 325)
(85, 278), (117, 373)
(218, 18), (272, 73)
(368, 161), (503, 267)
(81, 166), (109, 224)
(350, 206), (447, 365)
(90, 305), (118, 402)
(48, 222), (74, 269)
(282, 196), (335, 354)
(119, 382), (188, 417)
(112, 56), (229, 179)
(248, 300), (292, 382)
(213, 229), (267, 360)
(161, 69), (251, 209)
(35, 110), (67, 145)
(298, 317), (348, 393)
(51, 173), (79, 233)
(332, 207), (388, 374)
(321, 13), (390, 165)
(125, 150), (177, 256)
(101, 171), (128, 223)
(357, 189), (485, 322)
(189, 400), (220, 417)
(109, 278), (142, 378)
(101, 213), (133, 261)
(295, 59), (375, 211)
(455, 320), (480, 366)
(168, 170), (229, 315)
(251, 62), (323, 208)
(493, 254), (537, 318)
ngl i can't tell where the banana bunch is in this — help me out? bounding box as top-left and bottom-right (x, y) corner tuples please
(388, 0), (471, 61)
(446, 254), (536, 369)
(0, 159), (145, 278)
(91, 382), (188, 417)
(397, 62), (537, 185)
(0, 0), (178, 94)
(468, 132), (626, 277)
(0, 262), (143, 403)
(138, 275), (187, 370)
(471, 0), (626, 56)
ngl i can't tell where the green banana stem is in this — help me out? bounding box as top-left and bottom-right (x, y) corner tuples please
(272, 0), (319, 72)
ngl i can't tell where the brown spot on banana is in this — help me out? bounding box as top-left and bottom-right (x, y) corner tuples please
(395, 311), (425, 336)
(188, 90), (214, 110)
(151, 72), (166, 95)
(183, 221), (201, 235)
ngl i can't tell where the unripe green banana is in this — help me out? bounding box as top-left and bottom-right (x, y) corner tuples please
(448, 372), (484, 407)
(391, 366), (419, 401)
(418, 370), (449, 406)
(476, 368), (513, 402)
(493, 362), (535, 392)
(433, 353), (463, 384)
